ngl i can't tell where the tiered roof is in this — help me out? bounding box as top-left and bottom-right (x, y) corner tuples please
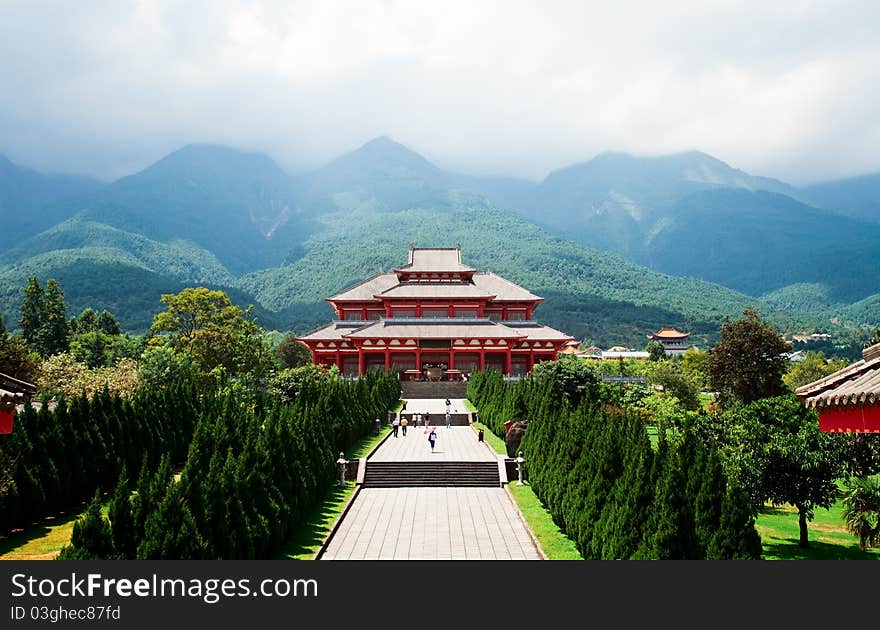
(395, 247), (475, 273)
(796, 343), (880, 410)
(648, 327), (690, 339)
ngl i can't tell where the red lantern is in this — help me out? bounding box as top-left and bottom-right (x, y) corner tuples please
(0, 408), (13, 435)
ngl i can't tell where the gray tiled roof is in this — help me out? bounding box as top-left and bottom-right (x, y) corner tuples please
(472, 272), (541, 301)
(396, 247), (475, 272)
(377, 282), (494, 299)
(796, 343), (880, 409)
(328, 272), (398, 301)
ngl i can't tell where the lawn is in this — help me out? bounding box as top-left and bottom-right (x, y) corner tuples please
(0, 502), (109, 561)
(279, 426), (392, 560)
(471, 421), (583, 560)
(755, 501), (880, 560)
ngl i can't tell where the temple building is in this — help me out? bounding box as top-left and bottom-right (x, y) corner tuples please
(796, 342), (880, 433)
(298, 245), (574, 378)
(647, 327), (691, 357)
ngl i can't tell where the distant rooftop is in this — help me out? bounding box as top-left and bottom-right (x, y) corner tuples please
(396, 245), (475, 273)
(648, 327), (690, 339)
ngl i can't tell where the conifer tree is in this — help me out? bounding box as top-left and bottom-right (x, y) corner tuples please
(109, 470), (136, 559)
(40, 279), (70, 357)
(19, 276), (44, 350)
(707, 485), (763, 559)
(58, 494), (114, 560)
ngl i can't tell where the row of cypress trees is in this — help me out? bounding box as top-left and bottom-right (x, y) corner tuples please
(468, 370), (762, 559)
(60, 371), (400, 559)
(0, 382), (198, 535)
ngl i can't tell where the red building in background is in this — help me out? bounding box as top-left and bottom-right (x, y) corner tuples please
(298, 245), (573, 378)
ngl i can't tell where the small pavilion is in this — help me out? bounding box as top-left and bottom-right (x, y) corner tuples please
(298, 245), (574, 378)
(647, 327), (691, 357)
(795, 342), (880, 433)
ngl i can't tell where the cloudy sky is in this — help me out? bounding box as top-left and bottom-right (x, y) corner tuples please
(1, 0), (878, 184)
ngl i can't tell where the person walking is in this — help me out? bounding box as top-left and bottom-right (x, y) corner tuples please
(374, 417), (381, 435)
(428, 427), (437, 453)
(425, 412), (430, 427)
(401, 416), (408, 436)
(392, 416), (400, 438)
(445, 412), (452, 429)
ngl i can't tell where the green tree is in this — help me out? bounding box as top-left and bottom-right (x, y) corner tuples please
(646, 341), (666, 362)
(720, 395), (846, 547)
(71, 308), (100, 334)
(98, 310), (122, 336)
(530, 355), (600, 407)
(681, 347), (710, 391)
(648, 360), (700, 411)
(840, 475), (880, 550)
(275, 333), (311, 369)
(57, 494), (114, 560)
(708, 307), (791, 408)
(19, 276), (44, 351)
(783, 351), (848, 391)
(39, 279), (70, 357)
(149, 287), (272, 383)
(0, 325), (40, 383)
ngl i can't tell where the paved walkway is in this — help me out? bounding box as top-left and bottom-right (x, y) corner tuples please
(320, 400), (544, 560)
(320, 487), (542, 560)
(370, 426), (497, 462)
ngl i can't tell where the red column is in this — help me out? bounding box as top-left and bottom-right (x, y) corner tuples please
(527, 350), (534, 372)
(505, 347), (512, 375)
(358, 351), (365, 375)
(385, 348), (391, 372)
(416, 348), (422, 372)
(479, 347), (485, 371)
(335, 349), (341, 370)
(361, 307), (367, 320)
(448, 348), (455, 370)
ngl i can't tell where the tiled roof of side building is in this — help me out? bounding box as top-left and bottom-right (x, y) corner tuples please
(796, 343), (880, 409)
(297, 322), (369, 341)
(396, 247), (475, 273)
(472, 271), (542, 301)
(343, 319), (526, 339)
(503, 322), (574, 341)
(328, 272), (399, 301)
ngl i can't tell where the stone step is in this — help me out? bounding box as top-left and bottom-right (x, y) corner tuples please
(362, 461), (500, 488)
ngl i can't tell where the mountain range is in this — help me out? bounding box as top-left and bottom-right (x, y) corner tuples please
(1, 137), (878, 348)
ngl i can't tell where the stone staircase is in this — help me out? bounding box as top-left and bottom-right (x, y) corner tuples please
(362, 461), (501, 488)
(400, 381), (468, 399)
(400, 412), (470, 426)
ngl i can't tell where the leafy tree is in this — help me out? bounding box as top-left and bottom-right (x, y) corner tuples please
(708, 307), (791, 408)
(782, 351), (848, 391)
(840, 475), (880, 550)
(150, 287), (273, 383)
(646, 340), (666, 362)
(719, 395), (846, 547)
(138, 346), (195, 388)
(530, 356), (600, 407)
(681, 347), (710, 391)
(648, 360), (700, 411)
(867, 328), (880, 347)
(19, 276), (44, 351)
(98, 310), (122, 336)
(0, 331), (40, 383)
(71, 308), (101, 334)
(275, 333), (311, 369)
